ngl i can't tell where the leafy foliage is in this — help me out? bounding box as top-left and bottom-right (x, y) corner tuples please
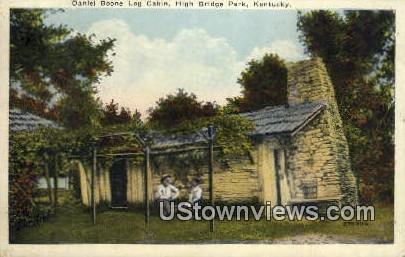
(10, 9), (115, 129)
(9, 122), (146, 230)
(55, 85), (104, 129)
(151, 111), (254, 159)
(147, 89), (254, 157)
(229, 53), (288, 112)
(210, 111), (254, 156)
(148, 89), (218, 129)
(9, 128), (67, 229)
(297, 10), (395, 203)
(101, 99), (142, 127)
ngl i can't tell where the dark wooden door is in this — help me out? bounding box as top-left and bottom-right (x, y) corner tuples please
(110, 159), (127, 207)
(274, 150), (282, 205)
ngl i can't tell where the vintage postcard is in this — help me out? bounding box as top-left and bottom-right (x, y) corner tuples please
(0, 0), (404, 256)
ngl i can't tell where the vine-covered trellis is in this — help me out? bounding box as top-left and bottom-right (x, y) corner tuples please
(9, 111), (253, 234)
(73, 125), (217, 233)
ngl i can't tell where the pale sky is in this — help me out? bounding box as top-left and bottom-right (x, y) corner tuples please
(46, 9), (308, 117)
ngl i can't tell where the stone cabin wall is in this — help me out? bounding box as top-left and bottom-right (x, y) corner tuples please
(287, 110), (342, 200)
(148, 152), (260, 204)
(74, 150), (262, 207)
(287, 58), (358, 205)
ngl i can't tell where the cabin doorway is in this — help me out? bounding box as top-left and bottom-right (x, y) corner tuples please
(273, 149), (291, 205)
(274, 149), (282, 205)
(110, 159), (128, 207)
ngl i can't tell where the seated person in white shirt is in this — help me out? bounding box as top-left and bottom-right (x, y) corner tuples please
(155, 174), (179, 215)
(188, 177), (203, 207)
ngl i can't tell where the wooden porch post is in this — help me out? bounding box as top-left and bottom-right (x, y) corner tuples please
(144, 145), (151, 233)
(207, 125), (215, 233)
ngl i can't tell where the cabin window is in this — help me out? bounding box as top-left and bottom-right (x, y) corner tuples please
(302, 181), (317, 199)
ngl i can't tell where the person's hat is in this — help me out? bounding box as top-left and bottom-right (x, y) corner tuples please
(192, 176), (202, 184)
(161, 174), (172, 183)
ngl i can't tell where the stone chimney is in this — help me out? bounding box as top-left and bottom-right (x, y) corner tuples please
(286, 57), (358, 205)
(286, 57), (336, 105)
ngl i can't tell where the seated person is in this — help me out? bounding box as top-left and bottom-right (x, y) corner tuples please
(188, 177), (203, 207)
(155, 174), (179, 215)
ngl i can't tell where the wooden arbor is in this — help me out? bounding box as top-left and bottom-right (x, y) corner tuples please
(87, 125), (216, 233)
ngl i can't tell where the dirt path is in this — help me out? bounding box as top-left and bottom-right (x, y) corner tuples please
(272, 233), (392, 244)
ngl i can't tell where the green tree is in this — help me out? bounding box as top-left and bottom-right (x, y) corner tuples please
(147, 89), (254, 157)
(297, 10), (395, 203)
(101, 99), (142, 126)
(10, 9), (115, 129)
(233, 53), (288, 112)
(55, 85), (103, 129)
(147, 88), (218, 129)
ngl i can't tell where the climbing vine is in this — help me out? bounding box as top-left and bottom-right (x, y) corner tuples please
(10, 110), (253, 230)
(9, 123), (145, 230)
(9, 128), (68, 230)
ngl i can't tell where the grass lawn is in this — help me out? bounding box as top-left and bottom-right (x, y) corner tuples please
(11, 196), (394, 244)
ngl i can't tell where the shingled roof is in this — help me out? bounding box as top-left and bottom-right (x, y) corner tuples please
(240, 101), (326, 136)
(151, 101), (326, 148)
(152, 131), (207, 149)
(9, 108), (59, 132)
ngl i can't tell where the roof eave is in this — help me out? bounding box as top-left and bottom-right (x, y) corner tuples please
(290, 105), (325, 136)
